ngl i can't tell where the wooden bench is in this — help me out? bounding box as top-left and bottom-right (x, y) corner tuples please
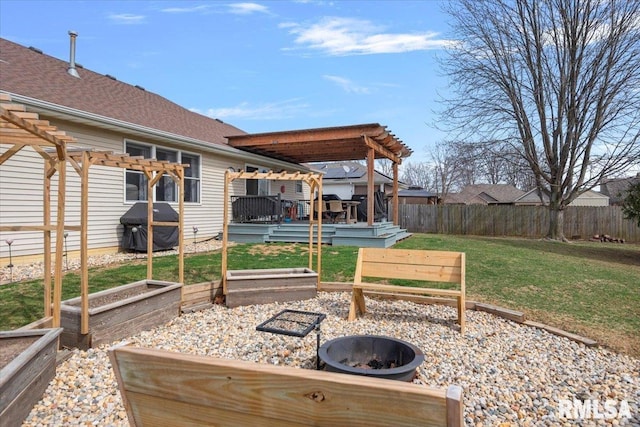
(348, 248), (466, 333)
(109, 345), (464, 427)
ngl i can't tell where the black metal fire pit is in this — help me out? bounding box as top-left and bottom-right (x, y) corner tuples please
(318, 335), (424, 382)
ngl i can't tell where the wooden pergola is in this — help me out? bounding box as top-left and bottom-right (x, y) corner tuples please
(0, 93), (74, 328)
(1, 93), (188, 333)
(222, 170), (324, 292)
(52, 148), (187, 334)
(226, 123), (413, 226)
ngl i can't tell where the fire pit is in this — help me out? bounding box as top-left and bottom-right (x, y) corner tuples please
(318, 335), (424, 382)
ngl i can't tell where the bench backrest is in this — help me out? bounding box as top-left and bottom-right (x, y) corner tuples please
(109, 345), (463, 427)
(355, 248), (465, 291)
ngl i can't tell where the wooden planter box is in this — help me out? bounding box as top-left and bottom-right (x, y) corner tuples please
(60, 279), (182, 349)
(226, 268), (318, 308)
(0, 328), (62, 427)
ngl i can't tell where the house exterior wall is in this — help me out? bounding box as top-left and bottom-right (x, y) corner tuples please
(0, 118), (307, 264)
(568, 192), (609, 207)
(354, 183), (388, 195)
(398, 197), (437, 205)
(322, 182), (353, 200)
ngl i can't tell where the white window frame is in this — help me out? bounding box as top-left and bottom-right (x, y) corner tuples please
(124, 140), (201, 204)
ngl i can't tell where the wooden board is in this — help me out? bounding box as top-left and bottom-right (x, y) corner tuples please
(226, 268), (318, 308)
(348, 248), (466, 332)
(59, 280), (181, 349)
(109, 345), (463, 427)
(0, 328), (62, 427)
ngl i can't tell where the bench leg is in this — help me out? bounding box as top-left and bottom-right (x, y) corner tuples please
(348, 288), (366, 321)
(457, 295), (466, 334)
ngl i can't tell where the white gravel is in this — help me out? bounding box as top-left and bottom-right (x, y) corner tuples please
(22, 293), (640, 427)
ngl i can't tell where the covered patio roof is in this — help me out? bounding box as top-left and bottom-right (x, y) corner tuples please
(226, 123), (413, 164)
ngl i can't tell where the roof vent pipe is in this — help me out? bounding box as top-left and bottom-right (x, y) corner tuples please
(67, 30), (80, 78)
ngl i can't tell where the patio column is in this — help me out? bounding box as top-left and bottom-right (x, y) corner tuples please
(367, 148), (375, 226)
(392, 161), (399, 225)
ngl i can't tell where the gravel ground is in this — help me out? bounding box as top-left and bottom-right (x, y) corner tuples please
(21, 293), (640, 427)
(5, 241), (639, 426)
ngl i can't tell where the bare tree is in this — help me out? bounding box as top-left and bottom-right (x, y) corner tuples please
(401, 161), (434, 189)
(375, 159), (394, 177)
(451, 141), (482, 187)
(431, 141), (464, 200)
(441, 0), (640, 240)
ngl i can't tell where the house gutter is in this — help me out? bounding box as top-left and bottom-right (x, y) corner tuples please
(2, 92), (312, 172)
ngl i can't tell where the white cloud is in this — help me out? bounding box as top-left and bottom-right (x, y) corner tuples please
(283, 17), (454, 56)
(323, 75), (370, 94)
(108, 13), (146, 25)
(228, 3), (270, 15)
(193, 98), (309, 120)
(161, 5), (212, 13)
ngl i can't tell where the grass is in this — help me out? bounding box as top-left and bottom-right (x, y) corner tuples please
(1, 234), (638, 357)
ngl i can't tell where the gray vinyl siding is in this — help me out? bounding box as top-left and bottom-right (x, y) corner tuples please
(2, 116), (309, 263)
(1, 120), (239, 260)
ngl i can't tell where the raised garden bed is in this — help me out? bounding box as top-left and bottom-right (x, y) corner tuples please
(226, 267), (317, 308)
(60, 279), (182, 349)
(0, 328), (62, 427)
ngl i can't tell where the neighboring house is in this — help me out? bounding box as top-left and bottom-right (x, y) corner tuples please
(395, 188), (439, 205)
(443, 184), (525, 205)
(514, 189), (610, 206)
(600, 173), (640, 206)
(310, 161), (408, 200)
(0, 37), (311, 261)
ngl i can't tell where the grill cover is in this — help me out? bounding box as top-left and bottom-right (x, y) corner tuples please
(120, 202), (179, 252)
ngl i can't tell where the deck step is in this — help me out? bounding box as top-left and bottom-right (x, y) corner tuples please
(228, 222), (409, 248)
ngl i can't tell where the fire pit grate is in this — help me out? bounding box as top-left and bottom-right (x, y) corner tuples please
(257, 309), (326, 370)
(256, 309), (326, 337)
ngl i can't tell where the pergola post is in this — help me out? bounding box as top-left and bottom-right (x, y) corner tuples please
(392, 161), (399, 225)
(43, 159), (52, 317)
(367, 147), (375, 226)
(52, 149), (66, 327)
(80, 151), (90, 333)
(222, 170), (231, 294)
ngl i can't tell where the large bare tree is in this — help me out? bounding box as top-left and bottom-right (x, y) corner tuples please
(441, 0), (640, 240)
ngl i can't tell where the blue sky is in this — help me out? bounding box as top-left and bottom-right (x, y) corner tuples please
(0, 0), (453, 164)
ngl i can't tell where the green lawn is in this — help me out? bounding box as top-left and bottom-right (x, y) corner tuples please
(1, 234), (638, 356)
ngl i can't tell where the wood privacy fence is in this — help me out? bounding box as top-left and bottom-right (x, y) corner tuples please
(397, 205), (640, 243)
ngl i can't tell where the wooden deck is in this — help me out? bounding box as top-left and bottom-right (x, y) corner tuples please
(226, 221), (412, 248)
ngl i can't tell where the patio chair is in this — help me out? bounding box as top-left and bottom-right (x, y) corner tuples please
(327, 200), (346, 223)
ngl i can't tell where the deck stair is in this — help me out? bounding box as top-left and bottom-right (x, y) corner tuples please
(226, 221), (411, 248)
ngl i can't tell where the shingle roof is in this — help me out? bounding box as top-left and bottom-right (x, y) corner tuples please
(600, 174), (640, 205)
(397, 189), (438, 198)
(0, 38), (245, 146)
(444, 184), (525, 205)
(313, 161), (367, 179)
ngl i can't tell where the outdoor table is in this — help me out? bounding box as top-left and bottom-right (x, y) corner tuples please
(342, 200), (360, 224)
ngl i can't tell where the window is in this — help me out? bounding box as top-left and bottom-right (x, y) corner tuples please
(182, 153), (200, 203)
(125, 143), (150, 201)
(155, 148), (178, 202)
(245, 165), (269, 196)
(295, 180), (303, 193)
(125, 141), (201, 203)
